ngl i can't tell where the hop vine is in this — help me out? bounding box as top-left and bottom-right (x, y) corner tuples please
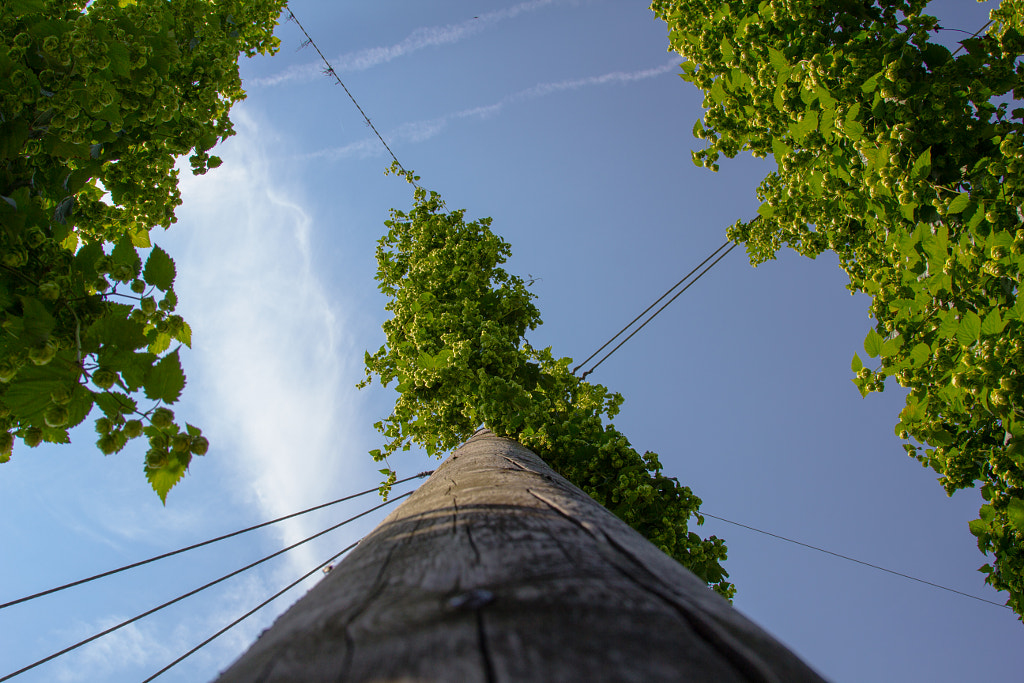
(360, 164), (734, 598)
(0, 0), (286, 501)
(651, 0), (1024, 615)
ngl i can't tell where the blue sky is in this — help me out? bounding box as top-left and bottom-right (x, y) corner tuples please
(1, 1), (1022, 681)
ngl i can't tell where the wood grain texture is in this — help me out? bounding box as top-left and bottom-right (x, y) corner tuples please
(215, 430), (828, 682)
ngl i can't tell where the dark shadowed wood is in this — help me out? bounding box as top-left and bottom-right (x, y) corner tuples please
(215, 430), (827, 682)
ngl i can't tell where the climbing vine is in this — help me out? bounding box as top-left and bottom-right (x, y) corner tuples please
(0, 0), (286, 500)
(651, 0), (1024, 615)
(361, 165), (733, 598)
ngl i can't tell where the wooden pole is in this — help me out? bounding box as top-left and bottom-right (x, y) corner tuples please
(215, 429), (826, 682)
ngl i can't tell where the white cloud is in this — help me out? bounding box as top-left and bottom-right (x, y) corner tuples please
(52, 619), (173, 682)
(172, 108), (363, 574)
(49, 573), (277, 683)
(251, 0), (559, 87)
(513, 59), (682, 98)
(305, 58), (682, 161)
(35, 106), (388, 681)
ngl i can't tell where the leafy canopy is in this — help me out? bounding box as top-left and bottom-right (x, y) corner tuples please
(0, 0), (286, 500)
(360, 165), (734, 598)
(651, 0), (1024, 615)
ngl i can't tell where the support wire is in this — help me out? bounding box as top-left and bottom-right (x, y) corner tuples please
(0, 489), (416, 682)
(702, 512), (1011, 610)
(577, 242), (738, 380)
(142, 540), (362, 682)
(0, 471), (432, 612)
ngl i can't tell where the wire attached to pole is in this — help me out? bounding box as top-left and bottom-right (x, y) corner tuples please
(286, 8), (414, 182)
(0, 489), (417, 682)
(0, 471), (432, 612)
(575, 242), (738, 380)
(572, 240), (732, 376)
(701, 512), (1012, 610)
(142, 539), (362, 682)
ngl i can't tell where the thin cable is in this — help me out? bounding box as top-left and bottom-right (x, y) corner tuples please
(285, 8), (410, 176)
(142, 539), (361, 682)
(701, 512), (1011, 610)
(0, 489), (417, 682)
(579, 243), (738, 380)
(951, 19), (993, 56)
(0, 471), (432, 612)
(572, 240), (732, 375)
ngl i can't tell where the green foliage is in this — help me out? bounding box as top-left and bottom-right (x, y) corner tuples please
(0, 0), (286, 500)
(651, 0), (1024, 615)
(361, 165), (734, 599)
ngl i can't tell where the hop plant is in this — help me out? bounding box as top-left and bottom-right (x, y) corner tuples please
(150, 407), (174, 430)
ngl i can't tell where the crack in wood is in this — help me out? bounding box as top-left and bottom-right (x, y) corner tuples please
(217, 430), (825, 682)
(452, 495), (460, 536)
(598, 534), (778, 683)
(338, 510), (428, 680)
(502, 455), (534, 472)
(526, 487), (779, 683)
(475, 610), (497, 683)
(451, 494), (482, 566)
(526, 488), (597, 535)
(464, 522), (482, 565)
(338, 554), (395, 679)
(542, 521), (582, 567)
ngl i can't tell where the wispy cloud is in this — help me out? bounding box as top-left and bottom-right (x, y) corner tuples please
(46, 107), (384, 679)
(171, 109), (366, 575)
(51, 573), (274, 682)
(53, 619), (174, 682)
(305, 58), (682, 162)
(251, 0), (559, 87)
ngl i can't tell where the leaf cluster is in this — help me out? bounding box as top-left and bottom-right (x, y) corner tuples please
(652, 0), (1024, 614)
(0, 0), (284, 501)
(361, 165), (734, 598)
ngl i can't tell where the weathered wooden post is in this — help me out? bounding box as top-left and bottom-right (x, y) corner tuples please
(216, 429), (826, 681)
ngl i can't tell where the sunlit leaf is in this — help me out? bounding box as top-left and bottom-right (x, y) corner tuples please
(947, 193), (971, 214)
(144, 350), (185, 403)
(957, 311), (982, 345)
(864, 328), (883, 358)
(143, 246), (176, 291)
(146, 460), (188, 504)
(981, 309), (1006, 336)
(911, 148), (932, 180)
(1008, 500), (1024, 533)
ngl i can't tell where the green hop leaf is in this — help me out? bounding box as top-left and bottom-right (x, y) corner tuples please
(864, 328), (884, 358)
(947, 193), (971, 214)
(1008, 499), (1024, 533)
(146, 459), (188, 504)
(143, 246), (176, 291)
(144, 350), (185, 403)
